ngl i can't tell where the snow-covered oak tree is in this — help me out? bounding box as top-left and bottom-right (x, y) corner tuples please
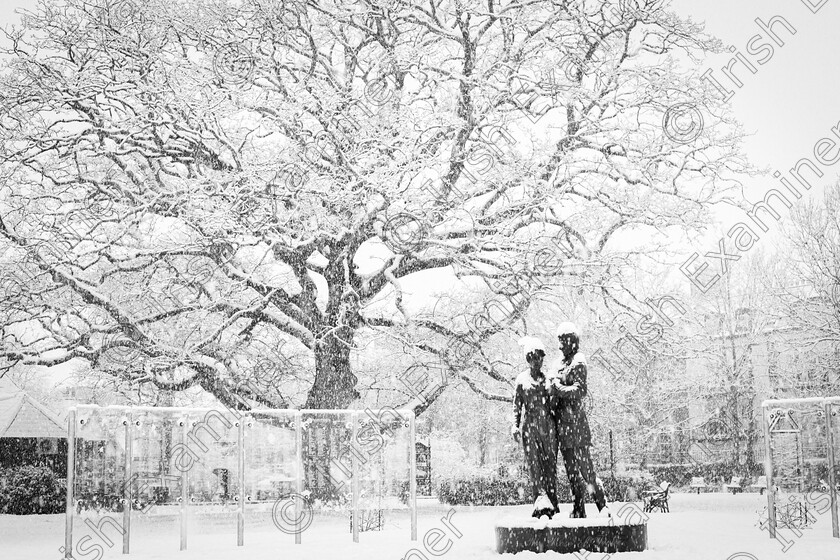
(0, 0), (747, 411)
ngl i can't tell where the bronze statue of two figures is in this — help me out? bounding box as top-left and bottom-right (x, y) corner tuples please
(512, 323), (611, 520)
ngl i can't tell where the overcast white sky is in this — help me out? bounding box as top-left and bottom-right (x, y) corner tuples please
(670, 0), (840, 245)
(671, 0), (840, 172)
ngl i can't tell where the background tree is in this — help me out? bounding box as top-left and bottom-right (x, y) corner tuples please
(683, 253), (781, 470)
(770, 184), (840, 397)
(0, 0), (747, 412)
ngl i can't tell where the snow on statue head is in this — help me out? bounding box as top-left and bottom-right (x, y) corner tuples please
(555, 321), (578, 337)
(518, 336), (546, 361)
(555, 321), (580, 357)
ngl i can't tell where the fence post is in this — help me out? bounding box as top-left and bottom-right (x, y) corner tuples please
(409, 410), (417, 541)
(123, 413), (133, 554)
(64, 408), (76, 560)
(351, 411), (360, 543)
(180, 417), (188, 551)
(825, 401), (839, 538)
(796, 431), (804, 494)
(238, 418), (245, 546)
(295, 410), (303, 544)
(763, 405), (777, 539)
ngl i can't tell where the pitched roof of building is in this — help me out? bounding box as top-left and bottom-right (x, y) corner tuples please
(0, 389), (66, 439)
(0, 375), (21, 394)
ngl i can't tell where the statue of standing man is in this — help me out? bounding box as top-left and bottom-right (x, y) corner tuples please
(550, 322), (611, 519)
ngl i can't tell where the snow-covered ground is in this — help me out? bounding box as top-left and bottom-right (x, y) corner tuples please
(3, 493), (838, 560)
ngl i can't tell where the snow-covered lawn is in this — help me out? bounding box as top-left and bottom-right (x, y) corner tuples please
(3, 493), (838, 559)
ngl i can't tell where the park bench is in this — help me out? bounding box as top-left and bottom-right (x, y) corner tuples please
(724, 476), (744, 494)
(750, 476), (768, 495)
(689, 477), (707, 494)
(642, 481), (670, 513)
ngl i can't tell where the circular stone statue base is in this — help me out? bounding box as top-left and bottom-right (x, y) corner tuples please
(495, 516), (647, 554)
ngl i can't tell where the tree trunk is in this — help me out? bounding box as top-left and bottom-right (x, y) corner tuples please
(745, 415), (757, 470)
(478, 425), (487, 466)
(305, 328), (360, 409)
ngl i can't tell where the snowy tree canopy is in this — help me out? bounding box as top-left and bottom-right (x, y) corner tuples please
(0, 0), (747, 411)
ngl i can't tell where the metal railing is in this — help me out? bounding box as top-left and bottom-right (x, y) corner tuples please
(63, 405), (417, 557)
(761, 396), (840, 541)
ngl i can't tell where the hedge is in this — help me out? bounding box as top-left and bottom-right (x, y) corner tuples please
(647, 462), (763, 489)
(0, 465), (66, 515)
(436, 474), (635, 506)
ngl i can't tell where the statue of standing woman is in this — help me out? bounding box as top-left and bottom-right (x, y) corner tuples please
(512, 336), (559, 518)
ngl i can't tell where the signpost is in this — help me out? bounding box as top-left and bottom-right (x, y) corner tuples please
(416, 440), (431, 497)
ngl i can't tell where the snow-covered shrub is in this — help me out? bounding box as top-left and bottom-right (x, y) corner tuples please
(647, 462), (763, 490)
(435, 473), (636, 506)
(437, 474), (574, 506)
(600, 476), (636, 502)
(0, 465), (66, 515)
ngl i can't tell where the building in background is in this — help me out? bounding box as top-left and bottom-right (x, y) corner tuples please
(640, 307), (839, 472)
(0, 375), (68, 475)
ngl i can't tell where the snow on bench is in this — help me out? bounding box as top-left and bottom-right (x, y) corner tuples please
(724, 477), (744, 494)
(690, 477), (707, 494)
